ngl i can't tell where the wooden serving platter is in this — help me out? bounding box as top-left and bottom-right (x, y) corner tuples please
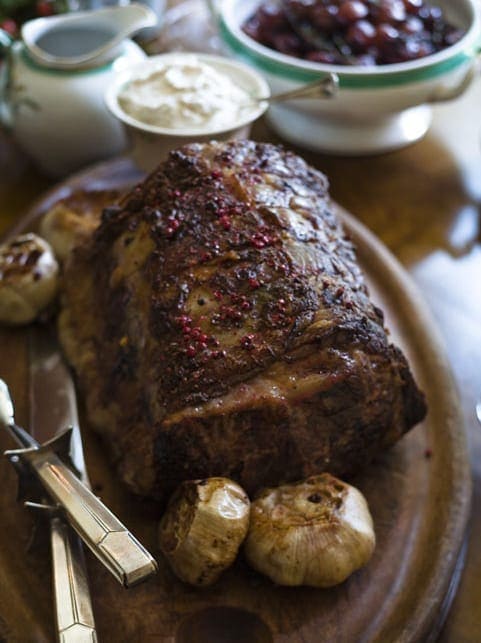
(0, 157), (471, 643)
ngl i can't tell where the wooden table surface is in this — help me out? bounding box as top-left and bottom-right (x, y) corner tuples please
(1, 72), (481, 641)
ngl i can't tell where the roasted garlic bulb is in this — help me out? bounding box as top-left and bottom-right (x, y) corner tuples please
(0, 233), (59, 325)
(244, 473), (375, 588)
(40, 201), (97, 263)
(158, 477), (250, 587)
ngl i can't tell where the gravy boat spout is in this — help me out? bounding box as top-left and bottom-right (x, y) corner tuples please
(21, 2), (157, 69)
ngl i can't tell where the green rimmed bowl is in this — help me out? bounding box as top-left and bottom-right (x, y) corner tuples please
(216, 0), (481, 154)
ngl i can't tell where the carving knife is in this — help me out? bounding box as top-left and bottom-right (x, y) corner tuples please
(28, 324), (97, 643)
(2, 324), (158, 589)
(0, 375), (97, 643)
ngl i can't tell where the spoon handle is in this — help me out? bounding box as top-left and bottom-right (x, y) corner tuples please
(266, 73), (339, 104)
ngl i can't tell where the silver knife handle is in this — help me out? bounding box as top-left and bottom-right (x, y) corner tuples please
(27, 451), (158, 587)
(50, 517), (97, 643)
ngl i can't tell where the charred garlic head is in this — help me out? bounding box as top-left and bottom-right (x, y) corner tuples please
(244, 473), (375, 588)
(0, 233), (59, 325)
(158, 477), (250, 587)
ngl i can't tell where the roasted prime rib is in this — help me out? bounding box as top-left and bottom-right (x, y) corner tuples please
(59, 141), (426, 501)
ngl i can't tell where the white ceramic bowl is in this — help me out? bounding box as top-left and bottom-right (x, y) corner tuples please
(217, 0), (481, 154)
(105, 52), (269, 171)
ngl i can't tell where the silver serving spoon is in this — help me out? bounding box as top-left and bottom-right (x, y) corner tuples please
(21, 2), (157, 70)
(252, 73), (339, 106)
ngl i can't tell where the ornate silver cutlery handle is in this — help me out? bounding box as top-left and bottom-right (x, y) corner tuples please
(15, 439), (158, 587)
(50, 516), (97, 643)
(1, 379), (158, 588)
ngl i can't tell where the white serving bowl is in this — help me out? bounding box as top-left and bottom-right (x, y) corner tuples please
(216, 0), (481, 154)
(105, 52), (269, 171)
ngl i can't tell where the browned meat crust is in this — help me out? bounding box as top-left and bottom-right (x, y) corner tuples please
(58, 141), (426, 500)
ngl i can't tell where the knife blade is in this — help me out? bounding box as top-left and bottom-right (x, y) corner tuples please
(6, 323), (158, 587)
(28, 324), (97, 643)
(28, 323), (88, 485)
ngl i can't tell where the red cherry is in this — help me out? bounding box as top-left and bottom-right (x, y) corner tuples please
(311, 5), (338, 31)
(346, 19), (376, 49)
(36, 1), (54, 17)
(243, 18), (263, 41)
(403, 0), (423, 12)
(0, 19), (17, 36)
(420, 5), (442, 27)
(444, 28), (464, 47)
(288, 0), (315, 21)
(377, 0), (406, 24)
(376, 23), (400, 45)
(338, 1), (369, 25)
(272, 33), (303, 55)
(258, 3), (286, 30)
(413, 40), (435, 57)
(306, 50), (339, 63)
(352, 53), (377, 65)
(401, 16), (424, 34)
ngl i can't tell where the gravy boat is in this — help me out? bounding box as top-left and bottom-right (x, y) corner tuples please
(0, 4), (149, 176)
(21, 2), (157, 70)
